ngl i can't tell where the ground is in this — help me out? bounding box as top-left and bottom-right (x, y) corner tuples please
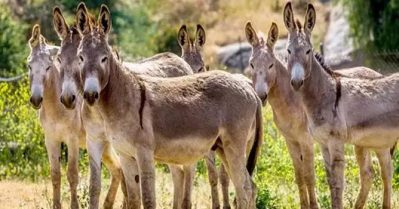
(0, 170), (221, 209)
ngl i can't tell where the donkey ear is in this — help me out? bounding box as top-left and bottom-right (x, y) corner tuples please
(98, 4), (112, 35)
(267, 22), (279, 49)
(283, 2), (296, 33)
(76, 2), (91, 35)
(53, 7), (69, 40)
(177, 25), (190, 49)
(245, 22), (259, 47)
(304, 4), (316, 35)
(29, 24), (41, 48)
(195, 24), (206, 48)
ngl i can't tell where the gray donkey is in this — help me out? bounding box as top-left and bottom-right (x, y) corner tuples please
(76, 4), (262, 209)
(27, 24), (85, 209)
(284, 2), (397, 209)
(177, 24), (231, 209)
(246, 21), (383, 209)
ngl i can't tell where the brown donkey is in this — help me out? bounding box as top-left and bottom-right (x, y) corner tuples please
(246, 21), (383, 209)
(27, 24), (85, 209)
(54, 4), (198, 209)
(178, 24), (231, 209)
(284, 2), (396, 209)
(52, 7), (135, 209)
(76, 4), (262, 209)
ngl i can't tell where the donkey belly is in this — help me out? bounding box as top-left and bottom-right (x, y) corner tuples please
(350, 128), (399, 148)
(154, 135), (218, 165)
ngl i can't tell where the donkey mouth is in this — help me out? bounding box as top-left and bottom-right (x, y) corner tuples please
(83, 91), (99, 106)
(30, 103), (42, 110)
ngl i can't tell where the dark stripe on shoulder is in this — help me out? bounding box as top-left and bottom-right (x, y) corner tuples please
(137, 80), (146, 129)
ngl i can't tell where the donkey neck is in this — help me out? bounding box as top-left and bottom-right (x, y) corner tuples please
(300, 56), (338, 123)
(268, 60), (298, 108)
(98, 54), (142, 125)
(267, 59), (307, 129)
(42, 66), (62, 111)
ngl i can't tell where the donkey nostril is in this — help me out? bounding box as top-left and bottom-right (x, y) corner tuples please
(290, 80), (295, 86)
(93, 92), (99, 99)
(299, 80), (304, 86)
(71, 95), (76, 103)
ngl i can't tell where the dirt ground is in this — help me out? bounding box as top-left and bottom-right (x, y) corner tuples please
(0, 171), (221, 209)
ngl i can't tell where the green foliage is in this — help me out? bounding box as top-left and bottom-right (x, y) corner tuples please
(341, 0), (399, 51)
(254, 106), (399, 208)
(0, 78), (47, 180)
(0, 4), (28, 77)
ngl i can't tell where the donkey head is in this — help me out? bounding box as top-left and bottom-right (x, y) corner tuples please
(283, 2), (316, 90)
(246, 22), (279, 104)
(27, 24), (59, 109)
(178, 24), (206, 73)
(53, 6), (82, 109)
(76, 3), (113, 105)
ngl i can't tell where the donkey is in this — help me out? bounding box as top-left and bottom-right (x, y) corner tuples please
(59, 3), (208, 209)
(54, 4), (198, 209)
(246, 21), (383, 209)
(52, 7), (139, 209)
(75, 4), (262, 209)
(284, 2), (397, 209)
(27, 24), (85, 209)
(178, 24), (231, 209)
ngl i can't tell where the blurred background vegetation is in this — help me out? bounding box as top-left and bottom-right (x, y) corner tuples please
(0, 0), (398, 208)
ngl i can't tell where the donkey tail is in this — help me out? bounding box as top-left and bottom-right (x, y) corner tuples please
(246, 98), (263, 176)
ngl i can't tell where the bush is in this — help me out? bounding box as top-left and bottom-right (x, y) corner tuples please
(341, 0), (399, 51)
(0, 4), (28, 77)
(0, 78), (47, 180)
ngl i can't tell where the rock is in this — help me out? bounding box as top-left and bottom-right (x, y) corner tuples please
(323, 4), (364, 70)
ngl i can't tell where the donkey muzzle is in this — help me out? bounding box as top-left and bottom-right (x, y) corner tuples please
(60, 94), (76, 109)
(83, 77), (100, 106)
(83, 91), (99, 106)
(29, 95), (43, 109)
(290, 79), (304, 91)
(258, 93), (268, 106)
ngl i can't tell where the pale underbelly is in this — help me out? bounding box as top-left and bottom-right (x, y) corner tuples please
(349, 128), (399, 148)
(154, 136), (217, 165)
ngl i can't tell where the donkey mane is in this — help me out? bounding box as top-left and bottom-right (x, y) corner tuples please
(314, 52), (341, 115)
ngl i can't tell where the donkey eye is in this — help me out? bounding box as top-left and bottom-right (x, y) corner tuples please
(46, 66), (51, 71)
(306, 49), (311, 55)
(57, 57), (61, 63)
(287, 49), (291, 54)
(28, 65), (32, 71)
(268, 64), (274, 69)
(101, 57), (108, 63)
(79, 55), (84, 62)
(250, 63), (254, 69)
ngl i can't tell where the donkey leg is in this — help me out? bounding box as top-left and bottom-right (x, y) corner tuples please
(181, 164), (195, 209)
(286, 140), (309, 209)
(375, 148), (393, 209)
(170, 165), (184, 209)
(223, 145), (252, 209)
(219, 164), (231, 209)
(45, 139), (62, 209)
(354, 146), (373, 209)
(328, 141), (345, 209)
(120, 154), (141, 209)
(66, 140), (80, 209)
(102, 143), (124, 209)
(301, 141), (319, 209)
(320, 144), (334, 201)
(205, 151), (221, 209)
(86, 139), (105, 209)
(136, 148), (156, 209)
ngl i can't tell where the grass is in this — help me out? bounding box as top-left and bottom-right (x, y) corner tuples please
(0, 169), (218, 209)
